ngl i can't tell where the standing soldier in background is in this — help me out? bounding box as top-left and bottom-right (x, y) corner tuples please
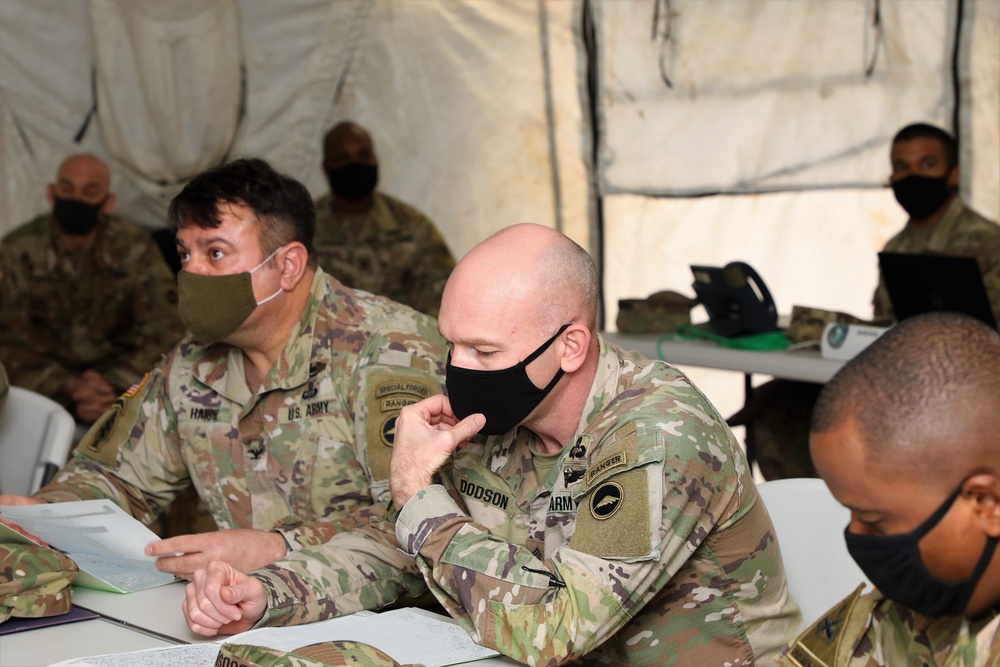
(0, 153), (183, 424)
(314, 121), (455, 317)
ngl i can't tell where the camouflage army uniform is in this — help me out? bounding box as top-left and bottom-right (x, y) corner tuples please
(33, 270), (447, 551)
(873, 198), (1000, 323)
(779, 585), (1000, 667)
(254, 336), (802, 665)
(313, 193), (455, 317)
(0, 543), (79, 623)
(0, 213), (183, 406)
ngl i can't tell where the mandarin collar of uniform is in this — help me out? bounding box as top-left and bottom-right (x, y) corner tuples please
(915, 196), (964, 253)
(46, 214), (118, 273)
(331, 193), (399, 232)
(367, 194), (400, 232)
(255, 268), (328, 394)
(575, 334), (619, 434)
(191, 269), (327, 404)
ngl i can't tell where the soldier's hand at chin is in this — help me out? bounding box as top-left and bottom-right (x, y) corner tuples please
(389, 395), (485, 507)
(145, 529), (288, 580)
(183, 560), (267, 636)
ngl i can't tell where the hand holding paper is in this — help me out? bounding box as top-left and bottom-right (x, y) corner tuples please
(0, 499), (177, 593)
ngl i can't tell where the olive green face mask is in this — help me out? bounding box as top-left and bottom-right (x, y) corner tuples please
(177, 248), (282, 343)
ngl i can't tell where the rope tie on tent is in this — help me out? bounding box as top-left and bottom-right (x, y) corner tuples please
(864, 0), (883, 77)
(73, 68), (98, 143)
(651, 0), (674, 89)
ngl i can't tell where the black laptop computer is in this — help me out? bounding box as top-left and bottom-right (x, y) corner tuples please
(878, 252), (997, 329)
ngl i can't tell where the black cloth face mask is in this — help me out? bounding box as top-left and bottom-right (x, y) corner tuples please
(891, 173), (953, 220)
(52, 195), (106, 235)
(845, 481), (998, 617)
(327, 163), (378, 202)
(446, 324), (570, 436)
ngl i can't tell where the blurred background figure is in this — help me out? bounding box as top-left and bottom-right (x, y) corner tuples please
(314, 121), (455, 317)
(0, 154), (183, 425)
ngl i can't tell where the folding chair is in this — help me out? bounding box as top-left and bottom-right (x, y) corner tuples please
(0, 386), (76, 496)
(757, 477), (870, 625)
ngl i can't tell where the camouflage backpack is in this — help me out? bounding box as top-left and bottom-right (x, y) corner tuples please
(0, 543), (78, 623)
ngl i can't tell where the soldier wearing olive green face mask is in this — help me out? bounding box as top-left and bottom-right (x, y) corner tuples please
(0, 158), (448, 595)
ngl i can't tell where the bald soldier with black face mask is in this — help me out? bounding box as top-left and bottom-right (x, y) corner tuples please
(780, 312), (1000, 666)
(0, 154), (183, 424)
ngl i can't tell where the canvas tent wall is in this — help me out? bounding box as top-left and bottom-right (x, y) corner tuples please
(1, 0), (997, 420)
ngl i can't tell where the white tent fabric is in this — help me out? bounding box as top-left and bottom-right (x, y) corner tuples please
(89, 0), (244, 197)
(0, 0), (996, 422)
(0, 0), (591, 256)
(597, 0), (957, 195)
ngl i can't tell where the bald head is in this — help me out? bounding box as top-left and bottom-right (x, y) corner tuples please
(812, 313), (1000, 486)
(54, 154), (112, 199)
(47, 153), (116, 232)
(442, 224), (599, 335)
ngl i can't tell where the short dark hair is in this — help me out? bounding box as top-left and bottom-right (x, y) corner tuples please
(892, 123), (958, 170)
(169, 158), (315, 264)
(812, 313), (1000, 483)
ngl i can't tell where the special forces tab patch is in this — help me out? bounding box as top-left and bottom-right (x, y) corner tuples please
(365, 371), (440, 482)
(79, 373), (153, 468)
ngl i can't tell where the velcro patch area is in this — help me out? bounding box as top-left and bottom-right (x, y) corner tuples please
(78, 373), (153, 468)
(364, 370), (439, 482)
(570, 467), (651, 558)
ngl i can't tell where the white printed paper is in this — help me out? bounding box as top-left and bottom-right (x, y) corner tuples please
(52, 608), (500, 667)
(0, 499), (177, 593)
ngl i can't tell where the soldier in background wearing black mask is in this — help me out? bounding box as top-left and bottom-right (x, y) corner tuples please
(0, 153), (182, 424)
(313, 121), (455, 317)
(745, 124), (1000, 483)
(873, 123), (1000, 324)
(779, 312), (1000, 666)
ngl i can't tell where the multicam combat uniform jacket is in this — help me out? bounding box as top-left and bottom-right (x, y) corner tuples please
(873, 198), (1000, 323)
(254, 337), (802, 665)
(313, 193), (455, 317)
(34, 270), (447, 550)
(0, 214), (183, 404)
(780, 585), (999, 667)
